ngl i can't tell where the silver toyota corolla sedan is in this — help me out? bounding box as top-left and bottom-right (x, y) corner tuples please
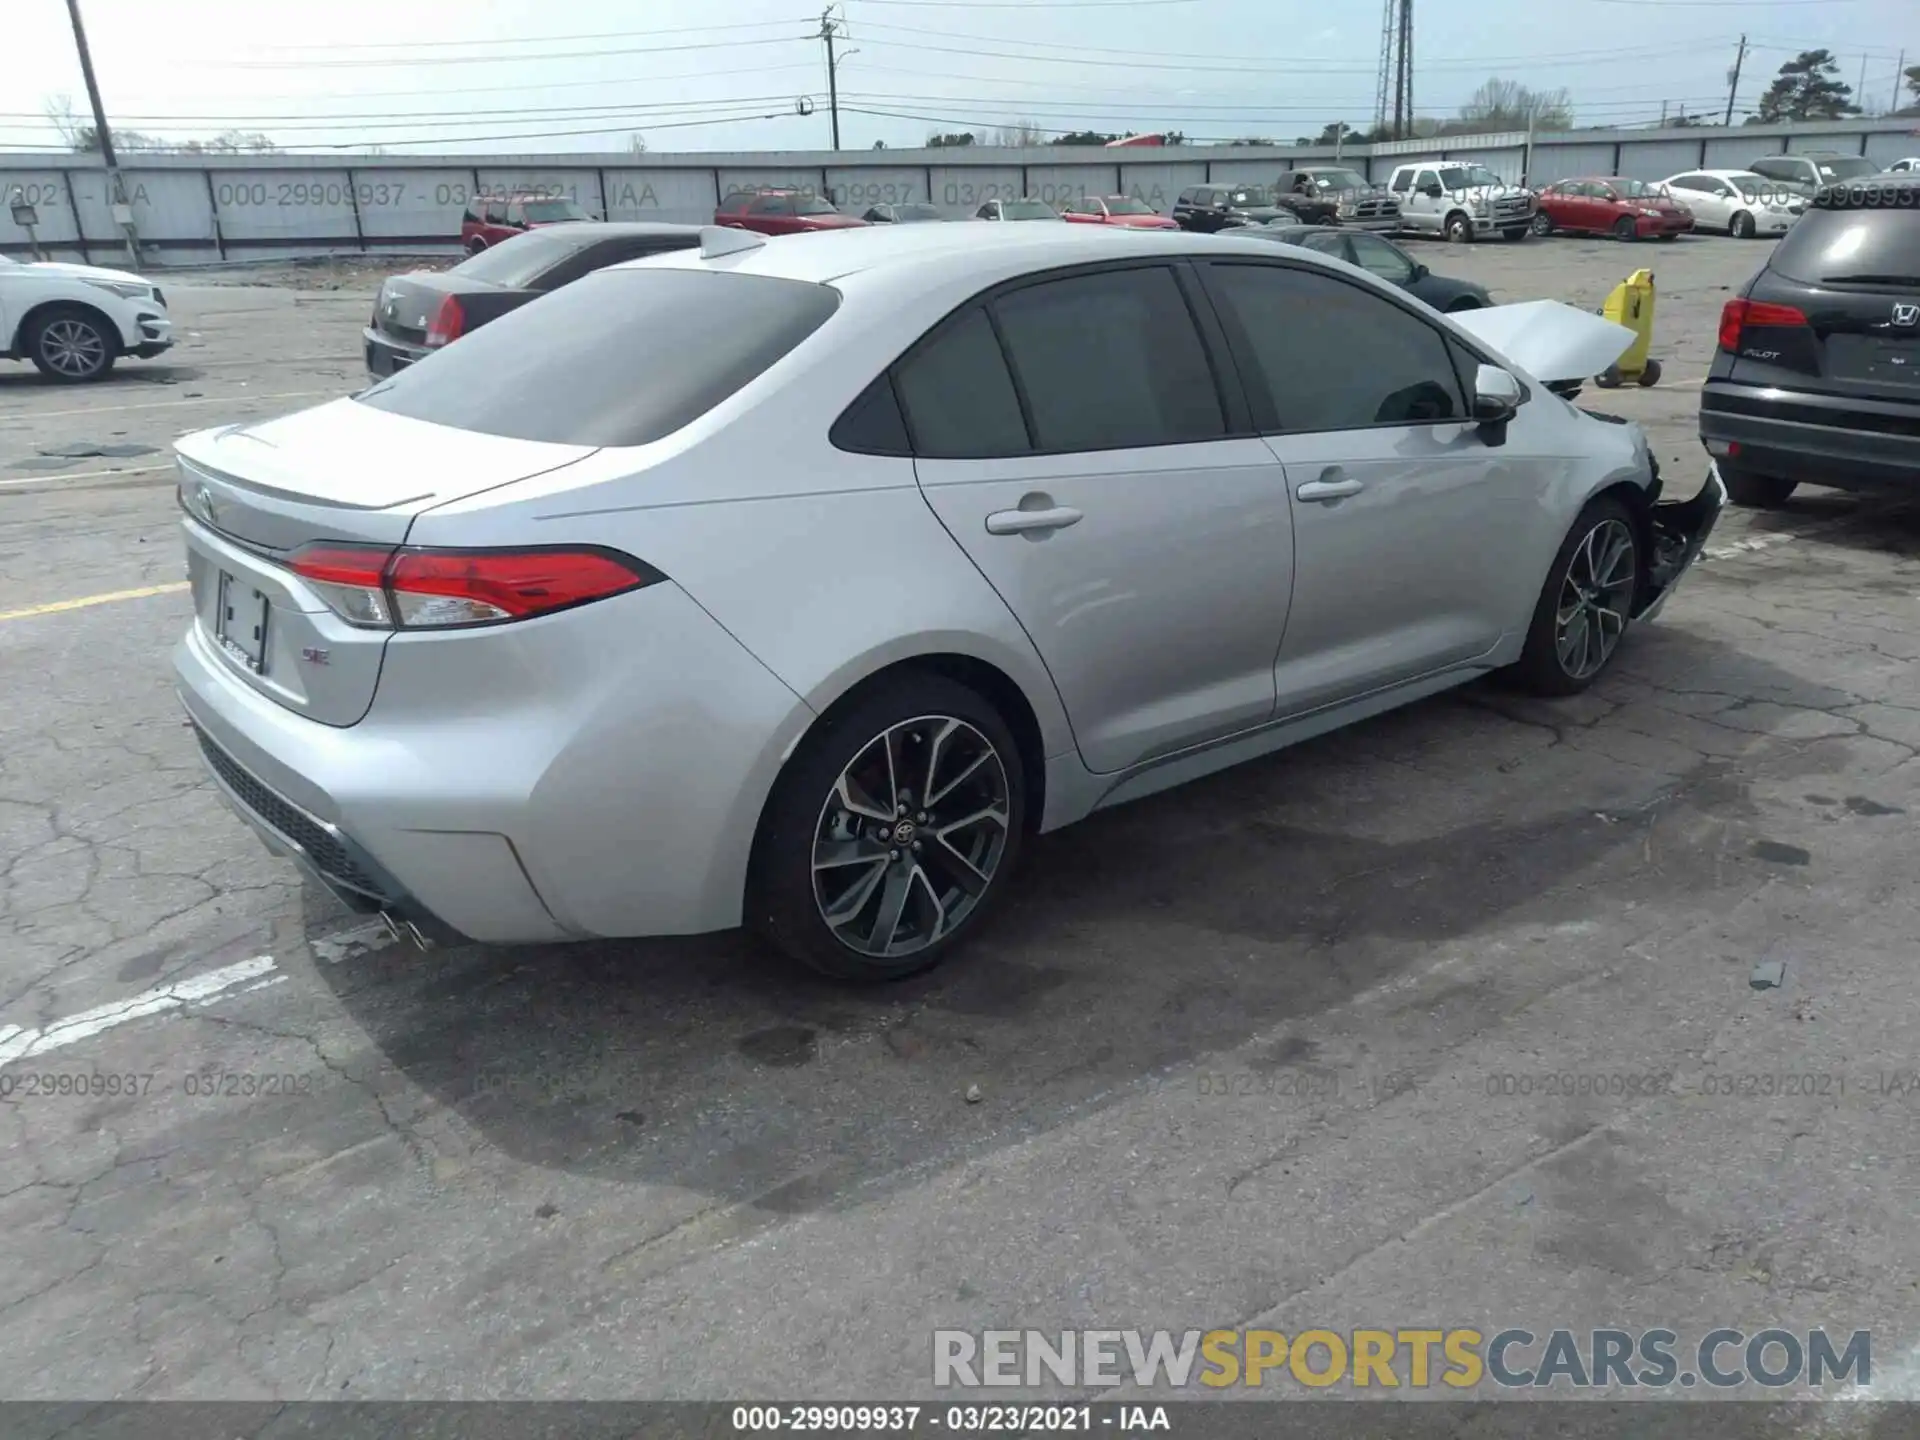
(172, 223), (1724, 980)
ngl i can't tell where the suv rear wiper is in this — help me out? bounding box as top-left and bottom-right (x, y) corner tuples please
(1823, 274), (1920, 289)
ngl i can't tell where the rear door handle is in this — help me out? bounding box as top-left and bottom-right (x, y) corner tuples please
(986, 505), (1083, 536)
(1295, 472), (1365, 502)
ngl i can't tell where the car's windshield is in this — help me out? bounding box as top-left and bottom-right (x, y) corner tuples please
(1437, 165), (1502, 190)
(795, 195), (842, 215)
(1226, 187), (1271, 206)
(1613, 179), (1657, 199)
(1309, 169), (1369, 191)
(1725, 172), (1767, 197)
(1818, 157), (1879, 182)
(522, 199), (588, 222)
(1003, 200), (1059, 219)
(1104, 196), (1154, 214)
(898, 204), (943, 220)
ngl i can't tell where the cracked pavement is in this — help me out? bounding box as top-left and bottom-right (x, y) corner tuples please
(2, 238), (1920, 1430)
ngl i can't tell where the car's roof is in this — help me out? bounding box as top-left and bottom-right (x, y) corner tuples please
(620, 222), (1340, 288)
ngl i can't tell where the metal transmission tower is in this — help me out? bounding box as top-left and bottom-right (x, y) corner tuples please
(1373, 0), (1414, 141)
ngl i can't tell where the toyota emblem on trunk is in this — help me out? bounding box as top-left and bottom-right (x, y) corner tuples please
(1895, 303), (1920, 328)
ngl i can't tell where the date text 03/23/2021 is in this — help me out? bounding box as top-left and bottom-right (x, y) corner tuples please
(730, 1406), (1166, 1432)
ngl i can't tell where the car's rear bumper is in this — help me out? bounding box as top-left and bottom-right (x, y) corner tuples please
(364, 327), (427, 378)
(173, 580), (816, 945)
(1701, 382), (1920, 491)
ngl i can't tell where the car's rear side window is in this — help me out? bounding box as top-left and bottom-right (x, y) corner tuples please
(355, 268), (840, 446)
(892, 307), (1031, 459)
(1770, 209), (1920, 287)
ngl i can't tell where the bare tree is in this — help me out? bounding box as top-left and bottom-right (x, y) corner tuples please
(990, 119), (1048, 146)
(1456, 78), (1573, 132)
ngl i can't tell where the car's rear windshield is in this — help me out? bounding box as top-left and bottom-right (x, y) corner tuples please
(451, 228), (595, 287)
(1104, 196), (1153, 214)
(355, 268), (841, 446)
(1770, 208), (1920, 288)
(795, 195), (841, 215)
(1003, 200), (1058, 219)
(899, 204), (943, 220)
(523, 199), (588, 222)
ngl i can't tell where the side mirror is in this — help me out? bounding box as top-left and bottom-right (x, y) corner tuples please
(1473, 363), (1523, 427)
(1410, 262), (1430, 281)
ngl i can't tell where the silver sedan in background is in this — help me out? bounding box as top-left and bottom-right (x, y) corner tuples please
(171, 224), (1723, 981)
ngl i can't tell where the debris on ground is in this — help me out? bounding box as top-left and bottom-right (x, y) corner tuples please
(964, 1084), (983, 1104)
(1750, 959), (1786, 990)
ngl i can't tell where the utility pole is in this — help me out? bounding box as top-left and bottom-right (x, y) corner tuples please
(1858, 53), (1870, 113)
(818, 8), (842, 151)
(1895, 50), (1907, 113)
(1659, 99), (1669, 126)
(62, 0), (139, 267)
(1724, 34), (1748, 128)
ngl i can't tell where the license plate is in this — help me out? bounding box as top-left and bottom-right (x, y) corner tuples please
(215, 570), (271, 673)
(1830, 336), (1920, 390)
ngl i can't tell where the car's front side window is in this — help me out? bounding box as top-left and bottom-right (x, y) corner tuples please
(1349, 233), (1413, 284)
(1202, 261), (1467, 433)
(990, 266), (1225, 452)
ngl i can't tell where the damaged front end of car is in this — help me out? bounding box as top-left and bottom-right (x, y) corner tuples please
(1635, 459), (1726, 623)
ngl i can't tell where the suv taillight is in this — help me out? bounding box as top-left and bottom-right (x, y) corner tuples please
(1718, 298), (1809, 353)
(286, 544), (662, 630)
(425, 294), (465, 348)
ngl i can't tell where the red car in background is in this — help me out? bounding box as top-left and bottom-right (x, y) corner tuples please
(460, 193), (592, 253)
(1530, 177), (1694, 241)
(1059, 195), (1179, 229)
(714, 188), (868, 236)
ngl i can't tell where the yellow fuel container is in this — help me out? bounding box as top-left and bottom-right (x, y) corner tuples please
(1594, 268), (1661, 388)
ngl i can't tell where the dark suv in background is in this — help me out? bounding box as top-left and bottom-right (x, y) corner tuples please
(1173, 183), (1335, 231)
(1701, 175), (1920, 507)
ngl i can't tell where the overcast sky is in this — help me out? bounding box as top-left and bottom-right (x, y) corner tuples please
(4, 0), (1914, 155)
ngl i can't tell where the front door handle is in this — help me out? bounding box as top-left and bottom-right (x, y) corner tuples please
(1296, 471), (1365, 502)
(986, 505), (1083, 536)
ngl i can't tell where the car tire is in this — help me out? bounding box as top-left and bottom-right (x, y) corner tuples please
(1511, 495), (1641, 697)
(1445, 297), (1483, 313)
(465, 237), (487, 255)
(1612, 216), (1638, 242)
(747, 671), (1027, 982)
(1444, 212), (1475, 243)
(1720, 465), (1798, 509)
(24, 305), (118, 383)
(1531, 212), (1554, 236)
(1730, 211), (1756, 239)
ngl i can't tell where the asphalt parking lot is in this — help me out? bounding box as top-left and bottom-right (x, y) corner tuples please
(4, 232), (1920, 1430)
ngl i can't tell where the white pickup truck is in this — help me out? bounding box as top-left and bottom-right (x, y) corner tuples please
(1386, 161), (1535, 243)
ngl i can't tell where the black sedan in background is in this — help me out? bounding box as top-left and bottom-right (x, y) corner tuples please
(862, 202), (947, 223)
(1246, 224), (1493, 312)
(364, 222), (701, 377)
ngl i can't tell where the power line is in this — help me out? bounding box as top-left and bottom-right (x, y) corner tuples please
(226, 35), (812, 69)
(252, 18), (812, 52)
(847, 17), (1692, 70)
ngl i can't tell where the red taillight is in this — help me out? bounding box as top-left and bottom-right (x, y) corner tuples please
(425, 294), (465, 348)
(286, 544), (659, 630)
(1718, 298), (1808, 353)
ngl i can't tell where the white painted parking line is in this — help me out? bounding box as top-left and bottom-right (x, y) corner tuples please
(0, 388), (337, 421)
(0, 464), (173, 491)
(0, 955), (280, 1067)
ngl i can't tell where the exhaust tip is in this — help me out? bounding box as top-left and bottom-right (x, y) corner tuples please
(379, 911), (435, 952)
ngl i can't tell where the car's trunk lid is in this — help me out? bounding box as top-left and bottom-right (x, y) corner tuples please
(371, 272), (495, 345)
(176, 399), (598, 725)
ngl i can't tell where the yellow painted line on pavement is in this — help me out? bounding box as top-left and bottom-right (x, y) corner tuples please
(0, 581), (190, 624)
